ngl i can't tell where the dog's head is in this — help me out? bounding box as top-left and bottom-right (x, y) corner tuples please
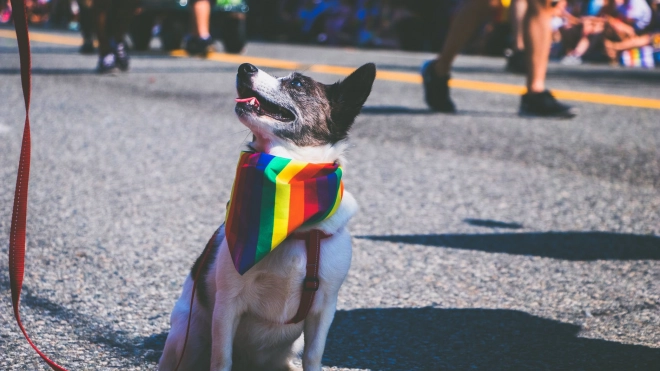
(235, 62), (376, 163)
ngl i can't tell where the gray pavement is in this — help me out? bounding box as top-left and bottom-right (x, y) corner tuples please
(1, 29), (659, 370)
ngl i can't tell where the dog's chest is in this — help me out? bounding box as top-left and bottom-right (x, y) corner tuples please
(240, 240), (310, 320)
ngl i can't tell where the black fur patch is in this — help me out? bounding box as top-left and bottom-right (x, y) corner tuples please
(190, 224), (224, 308)
(327, 63), (377, 140)
(267, 64), (376, 147)
(272, 72), (338, 147)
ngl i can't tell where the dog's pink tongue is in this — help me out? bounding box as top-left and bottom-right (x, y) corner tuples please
(235, 97), (260, 107)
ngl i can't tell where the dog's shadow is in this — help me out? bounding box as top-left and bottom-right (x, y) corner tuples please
(323, 307), (660, 370)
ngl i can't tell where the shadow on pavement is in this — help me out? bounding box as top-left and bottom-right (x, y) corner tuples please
(324, 307), (660, 370)
(5, 274), (659, 369)
(357, 231), (660, 260)
(464, 218), (523, 229)
(0, 274), (160, 366)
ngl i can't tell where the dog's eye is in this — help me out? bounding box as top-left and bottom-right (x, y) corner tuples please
(290, 78), (303, 87)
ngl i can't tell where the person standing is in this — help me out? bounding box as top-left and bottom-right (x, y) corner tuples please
(422, 0), (577, 117)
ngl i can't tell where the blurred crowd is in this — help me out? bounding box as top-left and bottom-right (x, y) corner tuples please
(245, 0), (456, 52)
(551, 0), (660, 66)
(2, 0), (659, 67)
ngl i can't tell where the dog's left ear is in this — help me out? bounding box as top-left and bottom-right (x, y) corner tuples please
(327, 63), (376, 140)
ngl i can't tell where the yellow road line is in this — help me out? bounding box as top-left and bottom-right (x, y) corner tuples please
(0, 29), (81, 46)
(3, 29), (660, 110)
(171, 49), (302, 70)
(200, 52), (660, 110)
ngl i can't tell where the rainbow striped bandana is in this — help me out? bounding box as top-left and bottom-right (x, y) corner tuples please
(225, 151), (344, 274)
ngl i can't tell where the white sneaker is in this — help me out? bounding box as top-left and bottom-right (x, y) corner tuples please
(560, 55), (582, 66)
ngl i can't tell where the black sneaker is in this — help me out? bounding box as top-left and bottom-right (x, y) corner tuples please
(97, 53), (118, 74)
(185, 36), (214, 57)
(520, 90), (576, 118)
(421, 60), (456, 113)
(505, 49), (527, 74)
(114, 41), (130, 71)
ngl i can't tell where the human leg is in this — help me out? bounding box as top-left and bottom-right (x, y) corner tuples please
(561, 17), (604, 64)
(518, 0), (575, 117)
(109, 0), (135, 44)
(511, 0), (527, 51)
(506, 0), (528, 72)
(192, 0), (211, 39)
(93, 0), (111, 56)
(422, 0), (492, 112)
(186, 0), (213, 56)
(93, 0), (119, 72)
(110, 0), (135, 70)
(78, 0), (95, 53)
(604, 33), (653, 61)
(605, 34), (652, 51)
(433, 0), (493, 76)
(523, 0), (553, 93)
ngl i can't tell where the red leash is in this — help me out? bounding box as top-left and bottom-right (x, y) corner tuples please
(8, 0), (69, 369)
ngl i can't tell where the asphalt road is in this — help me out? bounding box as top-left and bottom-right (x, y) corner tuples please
(1, 28), (659, 370)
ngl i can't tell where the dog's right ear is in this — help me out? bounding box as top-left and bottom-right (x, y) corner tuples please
(326, 63), (376, 141)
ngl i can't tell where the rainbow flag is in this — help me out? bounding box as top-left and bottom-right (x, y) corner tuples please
(225, 152), (343, 274)
(620, 46), (655, 68)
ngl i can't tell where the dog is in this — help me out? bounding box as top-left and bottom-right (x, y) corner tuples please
(158, 62), (376, 371)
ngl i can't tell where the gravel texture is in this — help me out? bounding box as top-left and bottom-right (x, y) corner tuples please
(1, 29), (659, 370)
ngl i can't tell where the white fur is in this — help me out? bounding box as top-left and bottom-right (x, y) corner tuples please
(160, 65), (361, 371)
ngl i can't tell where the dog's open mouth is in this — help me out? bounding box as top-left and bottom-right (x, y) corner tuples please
(235, 89), (295, 122)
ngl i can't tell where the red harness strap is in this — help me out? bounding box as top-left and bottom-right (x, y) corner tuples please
(286, 229), (332, 324)
(8, 0), (69, 369)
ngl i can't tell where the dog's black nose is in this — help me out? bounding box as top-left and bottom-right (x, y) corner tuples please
(238, 63), (258, 75)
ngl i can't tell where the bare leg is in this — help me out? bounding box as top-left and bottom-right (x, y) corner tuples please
(604, 34), (652, 61)
(433, 0), (492, 76)
(192, 0), (211, 39)
(606, 34), (652, 51)
(569, 36), (590, 57)
(519, 0), (575, 116)
(511, 0), (527, 51)
(423, 0), (492, 112)
(524, 0), (553, 93)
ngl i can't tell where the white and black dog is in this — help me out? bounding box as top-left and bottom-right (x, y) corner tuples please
(158, 62), (376, 371)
